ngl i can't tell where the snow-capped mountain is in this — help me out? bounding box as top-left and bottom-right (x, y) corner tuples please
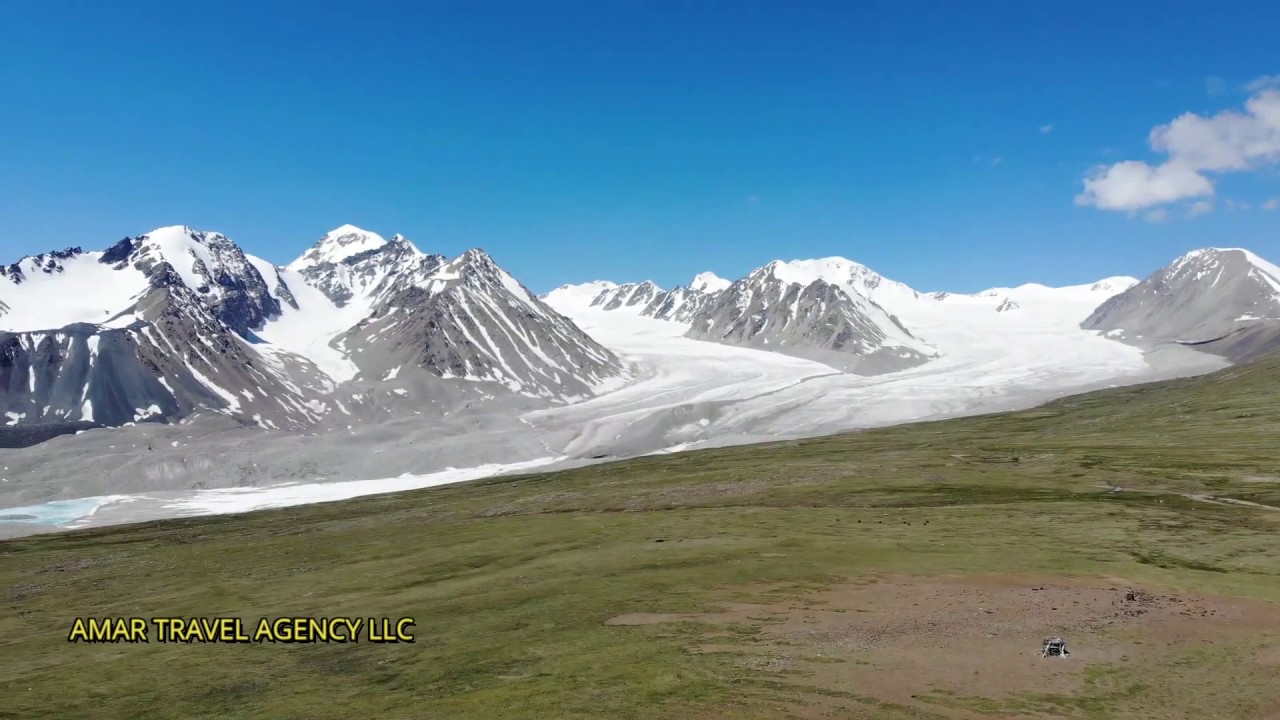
(641, 285), (718, 323)
(1083, 248), (1280, 356)
(0, 228), (329, 430)
(276, 228), (625, 396)
(590, 281), (664, 312)
(1089, 277), (1140, 295)
(547, 256), (1145, 375)
(688, 265), (935, 373)
(541, 280), (617, 309)
(689, 272), (731, 293)
(286, 224), (389, 271)
(557, 257), (937, 374)
(635, 272), (733, 323)
(327, 248), (625, 398)
(766, 257), (922, 311)
(1, 225), (625, 436)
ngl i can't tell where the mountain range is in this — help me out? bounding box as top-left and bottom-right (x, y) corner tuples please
(549, 248), (1280, 370)
(3, 225), (1279, 448)
(0, 225), (624, 442)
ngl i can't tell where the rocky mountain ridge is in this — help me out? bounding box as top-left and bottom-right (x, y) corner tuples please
(1, 225), (626, 439)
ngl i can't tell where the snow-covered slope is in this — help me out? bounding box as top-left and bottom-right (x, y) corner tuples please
(0, 247), (150, 332)
(6, 243), (1248, 531)
(767, 256), (922, 311)
(1, 224), (626, 436)
(286, 225), (388, 271)
(690, 272), (730, 293)
(541, 280), (618, 312)
(550, 254), (1143, 376)
(1, 264), (328, 431)
(335, 248), (625, 398)
(641, 285), (718, 323)
(684, 264), (934, 374)
(639, 273), (730, 323)
(590, 281), (664, 312)
(1083, 248), (1280, 354)
(115, 226), (292, 336)
(273, 231), (626, 397)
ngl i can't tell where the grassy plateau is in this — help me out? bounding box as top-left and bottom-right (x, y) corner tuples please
(4, 353), (1280, 719)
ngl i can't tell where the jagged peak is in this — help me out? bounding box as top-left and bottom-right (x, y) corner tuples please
(689, 271), (730, 293)
(458, 247), (494, 262)
(135, 225), (240, 248)
(1165, 247), (1280, 283)
(427, 248), (508, 286)
(288, 225), (388, 271)
(385, 234), (424, 255)
(434, 247), (497, 276)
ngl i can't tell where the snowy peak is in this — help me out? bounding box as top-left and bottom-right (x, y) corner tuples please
(757, 256), (921, 308)
(590, 280), (664, 312)
(291, 232), (439, 310)
(686, 269), (933, 374)
(0, 247), (86, 285)
(3, 224), (629, 435)
(288, 225), (388, 271)
(541, 281), (618, 312)
(1167, 247), (1280, 291)
(761, 257), (873, 285)
(689, 272), (730, 293)
(432, 247), (547, 314)
(445, 247), (500, 274)
(1090, 276), (1140, 295)
(1083, 247), (1280, 345)
(0, 224), (291, 338)
(127, 225), (286, 336)
(330, 246), (624, 399)
(545, 274), (726, 321)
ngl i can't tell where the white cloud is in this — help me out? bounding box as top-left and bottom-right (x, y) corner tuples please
(1245, 74), (1280, 93)
(1076, 88), (1280, 213)
(1263, 197), (1280, 211)
(1144, 208), (1170, 223)
(1075, 160), (1213, 211)
(1150, 91), (1280, 171)
(1224, 199), (1251, 211)
(1187, 200), (1214, 218)
(1040, 124), (1054, 134)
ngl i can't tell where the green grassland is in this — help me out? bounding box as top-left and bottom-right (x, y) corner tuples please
(4, 354), (1280, 719)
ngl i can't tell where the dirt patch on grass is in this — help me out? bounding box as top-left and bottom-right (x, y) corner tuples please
(608, 575), (1280, 718)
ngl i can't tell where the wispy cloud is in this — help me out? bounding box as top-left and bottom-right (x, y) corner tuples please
(1224, 199), (1251, 211)
(1040, 124), (1054, 134)
(1144, 208), (1169, 223)
(745, 194), (761, 204)
(1245, 74), (1280, 93)
(1187, 200), (1214, 218)
(1075, 84), (1280, 215)
(1263, 197), (1280, 211)
(989, 156), (1003, 166)
(1205, 76), (1228, 96)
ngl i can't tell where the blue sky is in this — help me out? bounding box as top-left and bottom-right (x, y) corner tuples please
(1, 1), (1277, 293)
